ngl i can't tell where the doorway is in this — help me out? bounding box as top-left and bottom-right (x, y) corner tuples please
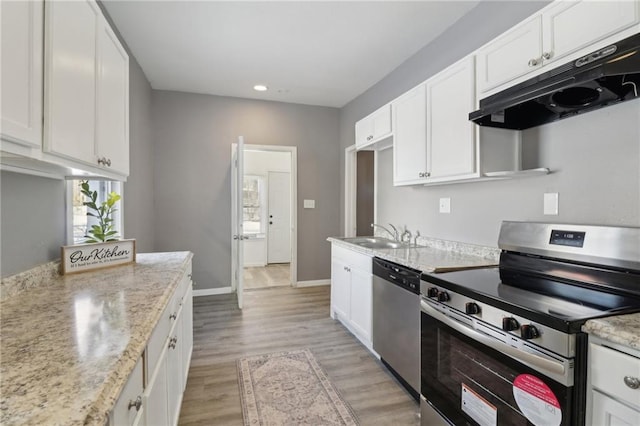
(241, 146), (297, 291)
(345, 145), (376, 237)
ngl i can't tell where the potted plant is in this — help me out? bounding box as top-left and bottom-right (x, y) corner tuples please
(79, 180), (122, 243)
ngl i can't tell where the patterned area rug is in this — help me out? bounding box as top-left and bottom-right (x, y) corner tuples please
(237, 349), (359, 425)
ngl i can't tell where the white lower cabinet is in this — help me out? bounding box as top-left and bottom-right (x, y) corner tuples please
(330, 244), (373, 350)
(110, 357), (144, 426)
(588, 338), (640, 426)
(145, 347), (169, 426)
(110, 265), (193, 426)
(142, 267), (193, 426)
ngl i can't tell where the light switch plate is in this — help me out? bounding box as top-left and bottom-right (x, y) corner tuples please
(544, 193), (559, 215)
(439, 197), (451, 214)
(303, 199), (315, 209)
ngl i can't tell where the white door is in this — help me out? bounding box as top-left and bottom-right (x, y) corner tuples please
(267, 171), (291, 264)
(231, 137), (245, 309)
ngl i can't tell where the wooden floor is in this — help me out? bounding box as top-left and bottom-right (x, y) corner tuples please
(243, 263), (290, 290)
(178, 285), (420, 425)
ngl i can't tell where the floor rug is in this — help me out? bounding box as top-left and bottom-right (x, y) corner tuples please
(237, 349), (359, 425)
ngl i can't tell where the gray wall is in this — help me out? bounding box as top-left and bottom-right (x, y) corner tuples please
(339, 1), (552, 234)
(151, 91), (340, 290)
(0, 172), (66, 277)
(340, 0), (640, 248)
(124, 58), (155, 252)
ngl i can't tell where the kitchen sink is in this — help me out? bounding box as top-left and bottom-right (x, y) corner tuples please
(341, 237), (408, 249)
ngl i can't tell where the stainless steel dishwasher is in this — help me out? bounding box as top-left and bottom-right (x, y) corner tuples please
(372, 257), (421, 400)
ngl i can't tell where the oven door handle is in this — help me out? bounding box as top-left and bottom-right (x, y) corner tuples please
(421, 301), (566, 376)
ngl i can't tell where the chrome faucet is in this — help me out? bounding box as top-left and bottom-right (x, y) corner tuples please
(401, 228), (412, 244)
(371, 223), (399, 241)
(413, 230), (421, 247)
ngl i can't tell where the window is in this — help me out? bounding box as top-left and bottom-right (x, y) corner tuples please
(243, 175), (266, 236)
(66, 179), (123, 245)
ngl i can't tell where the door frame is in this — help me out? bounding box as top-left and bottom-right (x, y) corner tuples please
(243, 144), (298, 287)
(344, 145), (357, 237)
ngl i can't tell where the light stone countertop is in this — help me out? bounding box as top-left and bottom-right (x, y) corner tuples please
(327, 237), (499, 272)
(0, 251), (193, 426)
(582, 313), (640, 352)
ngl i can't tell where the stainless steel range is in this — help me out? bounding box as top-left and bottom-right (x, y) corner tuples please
(420, 222), (640, 426)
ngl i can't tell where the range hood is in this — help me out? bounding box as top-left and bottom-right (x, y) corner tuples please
(470, 32), (640, 130)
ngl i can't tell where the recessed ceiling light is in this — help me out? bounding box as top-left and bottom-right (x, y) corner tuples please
(253, 85), (268, 92)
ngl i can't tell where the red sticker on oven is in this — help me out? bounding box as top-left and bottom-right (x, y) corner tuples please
(513, 374), (562, 426)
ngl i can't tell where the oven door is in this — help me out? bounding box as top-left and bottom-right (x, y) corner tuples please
(421, 301), (578, 426)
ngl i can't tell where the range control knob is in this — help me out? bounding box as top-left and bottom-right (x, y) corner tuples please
(437, 291), (450, 302)
(465, 302), (481, 315)
(521, 324), (540, 340)
(502, 317), (520, 332)
(427, 287), (439, 298)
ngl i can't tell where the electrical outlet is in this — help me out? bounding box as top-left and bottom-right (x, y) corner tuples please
(544, 193), (559, 215)
(439, 197), (451, 214)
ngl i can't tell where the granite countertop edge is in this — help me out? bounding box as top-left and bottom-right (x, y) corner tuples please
(327, 237), (499, 272)
(582, 313), (640, 352)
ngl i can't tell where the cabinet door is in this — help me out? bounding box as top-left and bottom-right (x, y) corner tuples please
(96, 15), (129, 176)
(542, 1), (640, 68)
(111, 357), (144, 426)
(356, 104), (392, 149)
(348, 266), (372, 344)
(592, 390), (640, 426)
(145, 345), (169, 426)
(392, 84), (427, 186)
(476, 17), (542, 93)
(331, 257), (351, 320)
(167, 311), (184, 426)
(44, 0), (99, 164)
(427, 57), (476, 179)
(182, 284), (193, 390)
(1, 0), (43, 148)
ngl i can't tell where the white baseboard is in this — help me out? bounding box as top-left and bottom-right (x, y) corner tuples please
(193, 286), (233, 297)
(296, 279), (330, 287)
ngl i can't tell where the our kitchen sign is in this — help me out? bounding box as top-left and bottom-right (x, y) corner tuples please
(61, 239), (136, 275)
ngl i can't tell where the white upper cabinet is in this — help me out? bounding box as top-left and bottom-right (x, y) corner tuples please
(427, 56), (476, 179)
(392, 84), (427, 186)
(355, 103), (392, 150)
(542, 0), (639, 68)
(393, 57), (477, 186)
(43, 0), (99, 165)
(1, 0), (131, 180)
(96, 16), (130, 176)
(477, 0), (640, 95)
(1, 0), (44, 149)
(476, 17), (543, 94)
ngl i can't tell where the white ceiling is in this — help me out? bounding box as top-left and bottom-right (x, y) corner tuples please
(102, 1), (480, 108)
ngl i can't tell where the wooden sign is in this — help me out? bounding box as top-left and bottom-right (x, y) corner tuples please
(61, 239), (136, 275)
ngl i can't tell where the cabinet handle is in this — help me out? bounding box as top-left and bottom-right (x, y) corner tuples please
(624, 376), (640, 389)
(528, 58), (540, 67)
(367, 135), (373, 141)
(128, 396), (142, 412)
(542, 51), (553, 60)
(188, 273), (192, 279)
(97, 157), (112, 167)
(418, 172), (430, 178)
(169, 336), (178, 349)
(169, 313), (177, 320)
